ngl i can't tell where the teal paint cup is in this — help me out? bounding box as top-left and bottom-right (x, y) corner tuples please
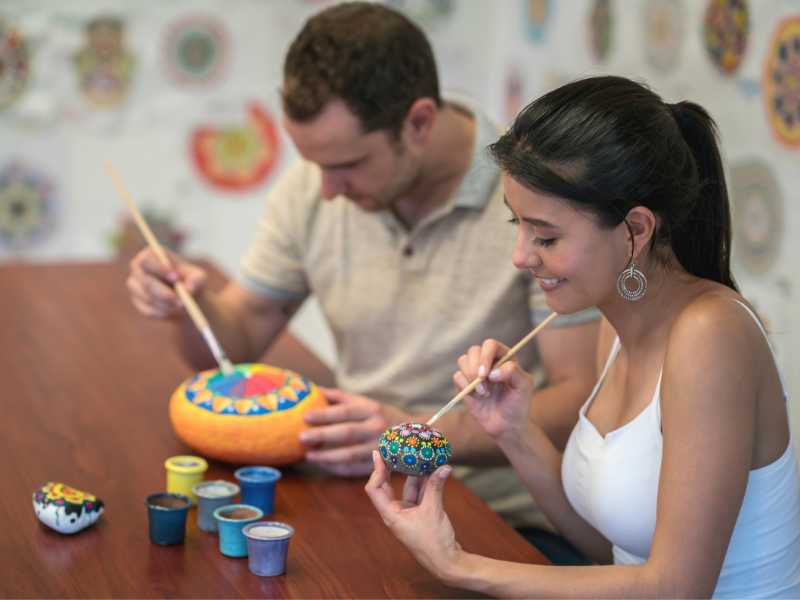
(212, 504), (264, 557)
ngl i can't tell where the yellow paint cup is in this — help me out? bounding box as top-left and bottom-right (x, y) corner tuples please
(164, 455), (208, 505)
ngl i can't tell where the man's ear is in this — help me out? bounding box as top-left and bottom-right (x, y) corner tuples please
(403, 98), (437, 146)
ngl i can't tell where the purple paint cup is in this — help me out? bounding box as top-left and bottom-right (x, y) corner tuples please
(242, 521), (294, 576)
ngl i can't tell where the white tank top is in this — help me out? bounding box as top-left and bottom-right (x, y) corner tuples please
(562, 300), (800, 598)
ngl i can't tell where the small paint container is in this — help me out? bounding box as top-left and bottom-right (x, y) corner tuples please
(164, 455), (208, 505)
(243, 521), (294, 576)
(192, 480), (240, 533)
(145, 493), (191, 545)
(234, 466), (281, 516)
(213, 504), (264, 557)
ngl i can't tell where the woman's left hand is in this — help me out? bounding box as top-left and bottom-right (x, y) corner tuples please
(364, 450), (463, 579)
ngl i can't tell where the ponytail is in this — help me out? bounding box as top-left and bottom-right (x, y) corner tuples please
(668, 102), (737, 291)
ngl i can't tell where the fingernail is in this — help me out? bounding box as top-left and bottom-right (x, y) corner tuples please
(167, 272), (179, 283)
(476, 383), (487, 396)
(478, 365), (487, 378)
(489, 368), (501, 380)
(372, 450), (379, 464)
(299, 431), (310, 442)
(440, 466), (452, 478)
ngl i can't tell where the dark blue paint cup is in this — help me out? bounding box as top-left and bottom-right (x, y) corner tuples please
(145, 493), (191, 545)
(234, 466), (281, 516)
(243, 521), (294, 576)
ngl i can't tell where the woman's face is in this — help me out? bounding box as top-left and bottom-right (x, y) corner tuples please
(503, 173), (628, 314)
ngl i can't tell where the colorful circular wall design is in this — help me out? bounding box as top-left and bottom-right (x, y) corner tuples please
(703, 0), (749, 76)
(0, 18), (30, 110)
(588, 0), (613, 63)
(730, 160), (784, 276)
(524, 0), (551, 44)
(72, 16), (135, 108)
(386, 0), (454, 32)
(643, 0), (686, 74)
(0, 161), (57, 250)
(163, 14), (228, 87)
(763, 16), (800, 147)
(191, 102), (280, 192)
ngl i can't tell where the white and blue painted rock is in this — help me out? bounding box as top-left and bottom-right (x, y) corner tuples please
(33, 482), (104, 534)
(378, 423), (453, 476)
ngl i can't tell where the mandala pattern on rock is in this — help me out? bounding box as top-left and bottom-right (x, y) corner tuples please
(378, 423), (453, 477)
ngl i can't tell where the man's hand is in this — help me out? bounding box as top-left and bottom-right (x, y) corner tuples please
(300, 387), (410, 477)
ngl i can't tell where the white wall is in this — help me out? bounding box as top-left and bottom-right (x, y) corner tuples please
(2, 0), (798, 458)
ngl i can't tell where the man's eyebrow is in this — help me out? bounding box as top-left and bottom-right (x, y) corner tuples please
(503, 197), (558, 229)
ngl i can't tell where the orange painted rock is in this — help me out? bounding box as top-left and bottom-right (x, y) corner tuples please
(169, 363), (327, 465)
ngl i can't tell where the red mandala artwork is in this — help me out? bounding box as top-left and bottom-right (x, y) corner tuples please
(763, 16), (800, 147)
(191, 103), (280, 191)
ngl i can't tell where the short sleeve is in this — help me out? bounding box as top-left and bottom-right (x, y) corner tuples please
(238, 161), (319, 300)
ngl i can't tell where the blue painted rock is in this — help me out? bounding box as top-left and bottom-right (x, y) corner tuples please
(33, 482), (104, 534)
(378, 423), (453, 476)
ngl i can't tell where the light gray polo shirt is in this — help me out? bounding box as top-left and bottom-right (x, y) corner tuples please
(240, 100), (597, 528)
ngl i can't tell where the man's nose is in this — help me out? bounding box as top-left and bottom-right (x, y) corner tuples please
(320, 170), (345, 200)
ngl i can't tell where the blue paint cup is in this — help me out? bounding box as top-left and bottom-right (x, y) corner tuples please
(192, 480), (240, 533)
(145, 493), (191, 545)
(243, 521), (294, 576)
(234, 466), (281, 516)
(213, 504), (264, 557)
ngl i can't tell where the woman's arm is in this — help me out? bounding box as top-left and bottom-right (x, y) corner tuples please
(369, 296), (760, 598)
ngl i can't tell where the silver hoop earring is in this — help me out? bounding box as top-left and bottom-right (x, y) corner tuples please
(617, 261), (647, 301)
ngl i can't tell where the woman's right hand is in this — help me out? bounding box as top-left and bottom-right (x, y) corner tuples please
(453, 339), (537, 443)
(126, 248), (207, 319)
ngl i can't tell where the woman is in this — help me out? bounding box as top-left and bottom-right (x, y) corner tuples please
(365, 76), (800, 598)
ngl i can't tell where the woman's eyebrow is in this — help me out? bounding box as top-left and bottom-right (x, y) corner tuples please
(503, 197), (558, 229)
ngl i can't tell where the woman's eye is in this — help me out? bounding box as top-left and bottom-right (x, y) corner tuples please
(507, 217), (520, 225)
(535, 237), (557, 248)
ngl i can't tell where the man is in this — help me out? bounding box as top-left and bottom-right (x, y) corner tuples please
(127, 2), (598, 562)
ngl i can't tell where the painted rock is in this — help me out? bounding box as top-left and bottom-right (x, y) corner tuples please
(169, 363), (328, 465)
(378, 422), (453, 476)
(33, 482), (104, 534)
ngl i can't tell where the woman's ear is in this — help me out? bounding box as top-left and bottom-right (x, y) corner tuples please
(624, 206), (658, 260)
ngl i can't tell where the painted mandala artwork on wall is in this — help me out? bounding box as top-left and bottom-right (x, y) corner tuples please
(588, 0), (613, 63)
(109, 208), (186, 261)
(162, 14), (229, 87)
(642, 0), (686, 74)
(524, 0), (551, 44)
(504, 65), (524, 124)
(385, 0), (454, 31)
(0, 161), (58, 251)
(763, 16), (800, 147)
(703, 0), (749, 76)
(0, 18), (30, 110)
(730, 160), (784, 276)
(191, 102), (280, 192)
(72, 16), (135, 108)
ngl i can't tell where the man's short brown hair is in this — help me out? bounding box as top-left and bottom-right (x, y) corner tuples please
(282, 2), (442, 136)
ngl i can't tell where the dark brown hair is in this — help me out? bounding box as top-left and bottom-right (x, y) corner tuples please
(282, 1), (442, 136)
(490, 76), (737, 290)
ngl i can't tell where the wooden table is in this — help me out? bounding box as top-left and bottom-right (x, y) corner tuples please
(0, 261), (546, 598)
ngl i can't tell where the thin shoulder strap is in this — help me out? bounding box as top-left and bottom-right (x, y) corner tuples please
(729, 298), (787, 399)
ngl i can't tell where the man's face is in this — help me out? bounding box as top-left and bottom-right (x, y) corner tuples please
(283, 100), (420, 212)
